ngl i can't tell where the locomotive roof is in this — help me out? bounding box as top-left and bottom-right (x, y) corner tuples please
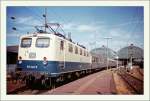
(20, 33), (87, 50)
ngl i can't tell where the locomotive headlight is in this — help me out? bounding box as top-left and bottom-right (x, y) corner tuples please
(19, 60), (22, 64)
(43, 57), (48, 65)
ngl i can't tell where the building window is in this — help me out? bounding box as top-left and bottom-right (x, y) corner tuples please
(75, 46), (78, 54)
(60, 40), (64, 50)
(68, 43), (73, 52)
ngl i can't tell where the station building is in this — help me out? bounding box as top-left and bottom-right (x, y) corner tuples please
(7, 45), (18, 64)
(90, 45), (117, 60)
(7, 45), (18, 73)
(117, 44), (143, 68)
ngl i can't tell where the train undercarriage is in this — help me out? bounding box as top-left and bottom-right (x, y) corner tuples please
(13, 67), (105, 89)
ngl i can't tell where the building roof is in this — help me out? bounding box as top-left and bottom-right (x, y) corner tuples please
(90, 45), (117, 59)
(117, 44), (143, 59)
(7, 45), (18, 53)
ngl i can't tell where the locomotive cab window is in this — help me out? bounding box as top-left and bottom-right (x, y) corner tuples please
(36, 38), (50, 48)
(21, 38), (32, 48)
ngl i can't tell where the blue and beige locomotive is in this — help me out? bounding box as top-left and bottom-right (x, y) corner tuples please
(17, 23), (96, 86)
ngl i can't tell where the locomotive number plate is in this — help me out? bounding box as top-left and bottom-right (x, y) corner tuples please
(29, 52), (36, 58)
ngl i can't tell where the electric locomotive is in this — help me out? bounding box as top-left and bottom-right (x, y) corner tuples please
(17, 23), (94, 86)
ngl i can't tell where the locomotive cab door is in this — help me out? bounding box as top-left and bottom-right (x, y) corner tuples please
(59, 40), (65, 70)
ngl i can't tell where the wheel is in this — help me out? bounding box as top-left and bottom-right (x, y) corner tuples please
(51, 77), (56, 89)
(25, 75), (35, 88)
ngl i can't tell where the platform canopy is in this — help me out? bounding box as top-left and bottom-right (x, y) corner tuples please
(117, 44), (143, 60)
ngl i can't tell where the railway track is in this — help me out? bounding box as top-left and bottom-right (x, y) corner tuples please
(7, 69), (102, 94)
(138, 69), (143, 76)
(8, 82), (62, 94)
(8, 85), (28, 94)
(8, 82), (51, 94)
(117, 71), (143, 94)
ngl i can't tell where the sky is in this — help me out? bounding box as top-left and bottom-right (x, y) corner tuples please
(7, 6), (144, 51)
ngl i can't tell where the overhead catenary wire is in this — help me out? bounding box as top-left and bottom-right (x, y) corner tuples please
(46, 8), (69, 35)
(9, 7), (45, 35)
(25, 7), (68, 35)
(24, 7), (45, 25)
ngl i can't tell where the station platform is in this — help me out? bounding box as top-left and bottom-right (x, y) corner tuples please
(43, 70), (116, 94)
(7, 66), (143, 94)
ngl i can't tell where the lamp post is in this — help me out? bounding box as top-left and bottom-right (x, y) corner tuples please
(116, 56), (119, 69)
(129, 44), (133, 70)
(130, 55), (133, 70)
(104, 37), (112, 70)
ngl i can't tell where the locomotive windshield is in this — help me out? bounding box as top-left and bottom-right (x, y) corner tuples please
(21, 38), (32, 48)
(36, 38), (50, 48)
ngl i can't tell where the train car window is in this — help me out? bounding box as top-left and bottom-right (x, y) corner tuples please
(92, 57), (95, 62)
(96, 58), (98, 63)
(75, 46), (78, 54)
(87, 52), (89, 57)
(36, 38), (50, 48)
(21, 38), (32, 48)
(68, 43), (73, 53)
(60, 40), (64, 50)
(80, 48), (82, 55)
(99, 57), (101, 62)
